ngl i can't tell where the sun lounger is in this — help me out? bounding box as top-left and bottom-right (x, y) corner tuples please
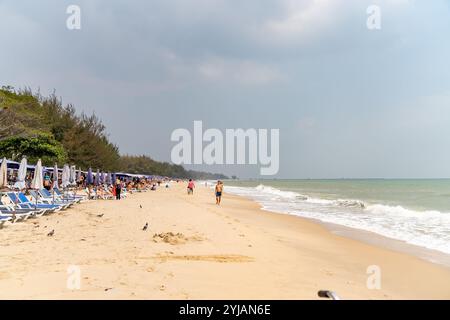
(16, 193), (57, 214)
(0, 208), (33, 222)
(7, 192), (57, 214)
(29, 190), (72, 210)
(37, 189), (74, 208)
(53, 187), (86, 202)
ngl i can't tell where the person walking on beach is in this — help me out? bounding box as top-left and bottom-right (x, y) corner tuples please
(187, 179), (195, 195)
(115, 178), (122, 200)
(215, 181), (223, 205)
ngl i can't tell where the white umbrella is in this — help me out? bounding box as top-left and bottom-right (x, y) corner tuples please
(13, 158), (27, 190)
(76, 167), (82, 183)
(0, 158), (8, 188)
(70, 165), (76, 185)
(31, 159), (44, 190)
(61, 164), (71, 188)
(105, 172), (112, 185)
(53, 163), (59, 188)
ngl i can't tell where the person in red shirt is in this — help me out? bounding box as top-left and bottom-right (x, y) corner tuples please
(187, 179), (195, 195)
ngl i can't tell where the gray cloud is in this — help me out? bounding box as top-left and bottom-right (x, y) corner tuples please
(1, 0), (450, 178)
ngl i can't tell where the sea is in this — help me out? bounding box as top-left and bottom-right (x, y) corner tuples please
(219, 179), (450, 261)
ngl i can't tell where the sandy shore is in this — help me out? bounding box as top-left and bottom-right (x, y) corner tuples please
(1, 183), (449, 300)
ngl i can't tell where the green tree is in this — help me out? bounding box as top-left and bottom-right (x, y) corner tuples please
(0, 134), (67, 165)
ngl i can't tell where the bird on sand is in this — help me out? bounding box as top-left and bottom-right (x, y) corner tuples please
(142, 223), (148, 231)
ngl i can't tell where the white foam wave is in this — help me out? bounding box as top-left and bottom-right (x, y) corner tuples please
(225, 184), (450, 255)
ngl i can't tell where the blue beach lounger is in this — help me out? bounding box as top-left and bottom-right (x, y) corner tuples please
(8, 192), (60, 213)
(29, 190), (71, 210)
(37, 189), (74, 208)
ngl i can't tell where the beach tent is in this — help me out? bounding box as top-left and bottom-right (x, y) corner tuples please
(31, 159), (44, 190)
(13, 158), (27, 190)
(87, 168), (93, 185)
(61, 164), (71, 188)
(0, 157), (8, 188)
(53, 163), (59, 188)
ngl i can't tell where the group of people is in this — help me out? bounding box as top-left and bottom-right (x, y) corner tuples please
(40, 173), (155, 201)
(187, 179), (224, 205)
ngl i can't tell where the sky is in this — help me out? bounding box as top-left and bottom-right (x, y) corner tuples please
(1, 0), (450, 179)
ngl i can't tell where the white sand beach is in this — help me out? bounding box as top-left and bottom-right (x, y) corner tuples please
(1, 183), (449, 300)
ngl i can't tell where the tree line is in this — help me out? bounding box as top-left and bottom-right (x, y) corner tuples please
(0, 86), (228, 180)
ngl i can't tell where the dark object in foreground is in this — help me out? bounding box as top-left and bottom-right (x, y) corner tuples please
(47, 229), (55, 237)
(142, 223), (148, 231)
(318, 290), (340, 300)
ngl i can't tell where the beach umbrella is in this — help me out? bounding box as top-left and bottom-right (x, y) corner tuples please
(87, 168), (93, 185)
(61, 164), (71, 188)
(99, 171), (105, 184)
(13, 157), (27, 190)
(76, 167), (82, 183)
(95, 169), (100, 186)
(0, 158), (8, 188)
(112, 173), (117, 184)
(106, 172), (112, 185)
(52, 163), (59, 188)
(70, 165), (76, 185)
(31, 159), (44, 190)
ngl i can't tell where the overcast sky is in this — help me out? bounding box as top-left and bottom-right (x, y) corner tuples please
(1, 0), (449, 178)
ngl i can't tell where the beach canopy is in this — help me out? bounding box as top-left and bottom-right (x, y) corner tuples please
(31, 159), (44, 190)
(53, 163), (59, 188)
(13, 158), (27, 190)
(61, 164), (71, 188)
(87, 168), (93, 185)
(0, 157), (8, 188)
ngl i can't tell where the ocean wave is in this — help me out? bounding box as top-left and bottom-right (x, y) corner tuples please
(254, 184), (303, 199)
(225, 184), (450, 255)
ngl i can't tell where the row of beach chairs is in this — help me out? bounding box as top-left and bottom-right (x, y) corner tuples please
(0, 188), (87, 228)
